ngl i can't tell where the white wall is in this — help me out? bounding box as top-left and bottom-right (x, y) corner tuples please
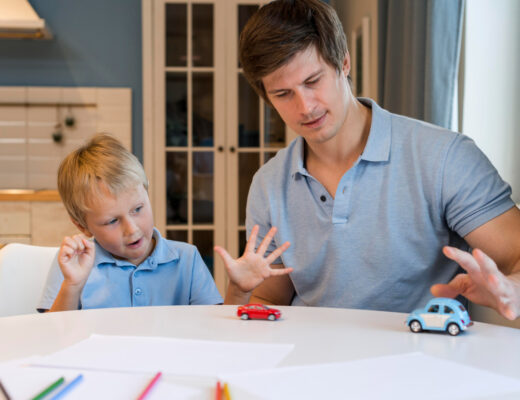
(462, 0), (520, 203)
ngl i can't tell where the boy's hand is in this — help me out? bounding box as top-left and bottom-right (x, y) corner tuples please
(58, 234), (96, 288)
(214, 225), (292, 293)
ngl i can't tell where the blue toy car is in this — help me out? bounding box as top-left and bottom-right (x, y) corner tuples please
(406, 298), (473, 336)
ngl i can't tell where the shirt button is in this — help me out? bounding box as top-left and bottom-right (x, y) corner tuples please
(320, 195), (326, 202)
(135, 288), (142, 295)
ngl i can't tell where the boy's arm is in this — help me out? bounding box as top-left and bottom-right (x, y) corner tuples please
(215, 225), (292, 305)
(48, 235), (96, 312)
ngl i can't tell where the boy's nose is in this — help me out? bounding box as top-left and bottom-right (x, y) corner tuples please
(123, 218), (139, 236)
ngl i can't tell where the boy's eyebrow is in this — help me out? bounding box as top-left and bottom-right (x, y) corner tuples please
(266, 69), (323, 95)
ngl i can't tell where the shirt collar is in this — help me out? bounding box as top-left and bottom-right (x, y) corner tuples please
(94, 228), (180, 270)
(289, 97), (391, 179)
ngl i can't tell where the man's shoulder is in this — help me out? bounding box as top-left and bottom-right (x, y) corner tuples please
(253, 138), (299, 183)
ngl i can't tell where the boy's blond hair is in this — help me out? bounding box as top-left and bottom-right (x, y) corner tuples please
(58, 133), (148, 229)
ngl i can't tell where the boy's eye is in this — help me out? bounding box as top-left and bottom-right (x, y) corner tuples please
(105, 218), (118, 225)
(134, 206), (143, 213)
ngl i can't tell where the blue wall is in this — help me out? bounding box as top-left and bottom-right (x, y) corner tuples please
(0, 0), (143, 160)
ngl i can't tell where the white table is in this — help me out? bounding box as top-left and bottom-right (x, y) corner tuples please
(1, 305), (520, 397)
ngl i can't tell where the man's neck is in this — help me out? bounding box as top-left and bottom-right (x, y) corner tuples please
(305, 98), (372, 172)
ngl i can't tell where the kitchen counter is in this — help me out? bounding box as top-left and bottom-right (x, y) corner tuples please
(0, 190), (61, 202)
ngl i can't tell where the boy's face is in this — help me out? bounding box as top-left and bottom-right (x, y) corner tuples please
(262, 45), (352, 145)
(76, 183), (155, 266)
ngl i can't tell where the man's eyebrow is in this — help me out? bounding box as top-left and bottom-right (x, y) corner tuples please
(266, 69), (323, 95)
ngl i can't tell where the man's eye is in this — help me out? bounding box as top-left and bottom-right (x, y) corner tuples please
(307, 78), (319, 85)
(275, 92), (288, 98)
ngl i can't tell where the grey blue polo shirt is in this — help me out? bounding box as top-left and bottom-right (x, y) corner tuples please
(37, 228), (222, 311)
(246, 98), (514, 312)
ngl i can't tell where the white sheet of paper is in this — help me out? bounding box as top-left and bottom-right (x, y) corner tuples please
(0, 365), (201, 400)
(220, 352), (520, 400)
(33, 334), (294, 376)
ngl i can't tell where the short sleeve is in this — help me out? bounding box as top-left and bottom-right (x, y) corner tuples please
(188, 250), (223, 305)
(441, 134), (514, 237)
(36, 262), (65, 312)
(245, 172), (282, 263)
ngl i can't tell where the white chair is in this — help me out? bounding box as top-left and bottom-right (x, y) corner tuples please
(0, 243), (59, 317)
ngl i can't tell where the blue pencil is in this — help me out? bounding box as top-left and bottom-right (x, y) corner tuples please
(49, 374), (83, 400)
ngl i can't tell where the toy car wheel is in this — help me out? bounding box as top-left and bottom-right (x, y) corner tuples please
(268, 314), (276, 321)
(447, 323), (460, 336)
(240, 313), (249, 320)
(409, 320), (422, 333)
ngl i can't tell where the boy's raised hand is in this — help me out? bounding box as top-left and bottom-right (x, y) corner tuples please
(58, 234), (96, 288)
(214, 225), (292, 293)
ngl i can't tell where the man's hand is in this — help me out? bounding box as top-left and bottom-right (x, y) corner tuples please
(215, 225), (292, 294)
(58, 234), (96, 289)
(431, 246), (520, 320)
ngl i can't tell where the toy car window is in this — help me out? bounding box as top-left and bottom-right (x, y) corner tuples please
(458, 305), (466, 312)
(444, 306), (454, 314)
(427, 305), (439, 313)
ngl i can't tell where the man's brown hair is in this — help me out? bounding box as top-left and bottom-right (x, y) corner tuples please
(239, 0), (348, 104)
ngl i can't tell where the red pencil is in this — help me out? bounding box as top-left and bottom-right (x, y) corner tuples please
(137, 372), (162, 400)
(215, 380), (222, 400)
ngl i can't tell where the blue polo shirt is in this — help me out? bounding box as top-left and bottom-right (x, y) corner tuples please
(246, 98), (514, 312)
(37, 228), (222, 311)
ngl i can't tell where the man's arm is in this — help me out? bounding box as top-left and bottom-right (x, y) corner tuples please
(431, 206), (520, 319)
(248, 264), (295, 305)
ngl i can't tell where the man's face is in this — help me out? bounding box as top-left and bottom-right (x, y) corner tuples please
(78, 183), (155, 266)
(262, 46), (351, 145)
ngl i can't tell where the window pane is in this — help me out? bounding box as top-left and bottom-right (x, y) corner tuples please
(166, 4), (187, 67)
(166, 73), (187, 147)
(238, 73), (259, 147)
(166, 230), (188, 242)
(192, 73), (214, 146)
(193, 152), (214, 224)
(238, 152), (259, 225)
(238, 5), (259, 67)
(192, 4), (213, 67)
(193, 230), (214, 275)
(166, 152), (188, 224)
(264, 151), (278, 164)
(264, 105), (285, 147)
(238, 230), (247, 255)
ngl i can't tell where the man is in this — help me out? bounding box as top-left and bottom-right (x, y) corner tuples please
(215, 0), (520, 319)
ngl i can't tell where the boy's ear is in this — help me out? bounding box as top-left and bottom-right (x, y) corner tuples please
(70, 217), (93, 238)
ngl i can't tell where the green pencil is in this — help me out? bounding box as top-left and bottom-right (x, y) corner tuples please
(31, 376), (65, 400)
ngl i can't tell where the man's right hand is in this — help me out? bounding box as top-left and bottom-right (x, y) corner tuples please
(58, 234), (96, 289)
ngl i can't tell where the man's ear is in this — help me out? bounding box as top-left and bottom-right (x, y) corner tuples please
(342, 51), (351, 77)
(70, 217), (93, 238)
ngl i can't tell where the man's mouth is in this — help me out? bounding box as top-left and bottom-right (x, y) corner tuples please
(301, 112), (326, 128)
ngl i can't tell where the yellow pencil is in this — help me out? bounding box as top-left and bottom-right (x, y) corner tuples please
(223, 383), (231, 400)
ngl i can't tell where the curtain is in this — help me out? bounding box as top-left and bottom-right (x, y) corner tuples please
(379, 0), (464, 129)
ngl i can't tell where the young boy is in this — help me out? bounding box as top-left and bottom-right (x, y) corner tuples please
(38, 134), (225, 311)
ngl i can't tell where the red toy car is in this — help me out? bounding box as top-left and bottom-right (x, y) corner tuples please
(237, 304), (281, 321)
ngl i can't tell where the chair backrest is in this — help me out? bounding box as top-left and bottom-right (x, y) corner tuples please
(0, 243), (59, 317)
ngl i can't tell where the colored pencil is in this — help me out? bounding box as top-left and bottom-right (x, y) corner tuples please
(223, 382), (231, 400)
(49, 374), (83, 400)
(215, 380), (222, 400)
(31, 376), (65, 400)
(137, 372), (162, 400)
(0, 379), (12, 400)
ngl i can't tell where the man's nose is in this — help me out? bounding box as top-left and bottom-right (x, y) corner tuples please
(295, 90), (314, 116)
